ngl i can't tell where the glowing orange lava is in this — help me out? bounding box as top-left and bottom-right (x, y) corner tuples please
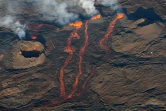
(30, 35), (37, 40)
(117, 13), (125, 19)
(99, 13), (125, 50)
(68, 21), (83, 29)
(67, 21), (89, 99)
(59, 51), (73, 97)
(32, 24), (53, 40)
(44, 21), (89, 107)
(59, 21), (83, 98)
(90, 14), (101, 20)
(58, 32), (80, 97)
(44, 13), (125, 107)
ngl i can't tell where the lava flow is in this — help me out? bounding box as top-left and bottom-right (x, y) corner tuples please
(68, 21), (83, 39)
(44, 21), (90, 107)
(67, 15), (102, 98)
(59, 21), (83, 98)
(31, 24), (53, 40)
(90, 14), (101, 20)
(44, 12), (123, 107)
(99, 13), (125, 50)
(67, 21), (89, 98)
(44, 13), (103, 107)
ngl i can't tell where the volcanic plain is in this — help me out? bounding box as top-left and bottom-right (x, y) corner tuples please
(0, 0), (166, 111)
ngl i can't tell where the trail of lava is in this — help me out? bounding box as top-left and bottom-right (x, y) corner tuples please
(59, 33), (77, 97)
(31, 24), (53, 40)
(59, 49), (73, 97)
(99, 13), (125, 50)
(44, 22), (83, 107)
(59, 21), (83, 98)
(90, 14), (101, 20)
(44, 16), (100, 107)
(67, 21), (89, 99)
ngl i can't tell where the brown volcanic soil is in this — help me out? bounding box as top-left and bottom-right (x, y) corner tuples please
(119, 0), (166, 20)
(0, 0), (166, 111)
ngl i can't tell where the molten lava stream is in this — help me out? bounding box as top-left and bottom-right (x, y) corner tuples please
(45, 16), (107, 106)
(90, 14), (101, 20)
(59, 21), (83, 98)
(67, 21), (89, 99)
(99, 13), (125, 50)
(67, 15), (102, 98)
(59, 34), (76, 98)
(44, 21), (83, 107)
(68, 21), (83, 39)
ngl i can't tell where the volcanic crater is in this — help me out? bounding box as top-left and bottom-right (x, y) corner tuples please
(4, 40), (46, 69)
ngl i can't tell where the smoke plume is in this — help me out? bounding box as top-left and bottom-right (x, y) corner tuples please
(78, 0), (98, 15)
(35, 0), (78, 25)
(35, 0), (98, 25)
(0, 0), (26, 39)
(97, 0), (122, 12)
(0, 0), (123, 39)
(0, 16), (26, 39)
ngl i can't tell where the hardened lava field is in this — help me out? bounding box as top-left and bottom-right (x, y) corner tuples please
(0, 0), (166, 111)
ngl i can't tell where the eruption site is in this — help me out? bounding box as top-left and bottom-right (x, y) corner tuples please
(44, 10), (125, 106)
(90, 14), (101, 20)
(45, 13), (104, 106)
(44, 20), (89, 107)
(67, 20), (89, 99)
(59, 21), (83, 98)
(0, 0), (125, 108)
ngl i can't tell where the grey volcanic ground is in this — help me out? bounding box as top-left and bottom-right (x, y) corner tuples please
(0, 0), (166, 111)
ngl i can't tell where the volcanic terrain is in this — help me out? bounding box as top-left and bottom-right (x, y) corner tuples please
(0, 0), (166, 111)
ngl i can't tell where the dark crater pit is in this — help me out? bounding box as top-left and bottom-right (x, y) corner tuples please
(21, 50), (41, 58)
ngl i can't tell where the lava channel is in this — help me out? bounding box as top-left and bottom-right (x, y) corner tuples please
(44, 14), (102, 107)
(99, 13), (125, 50)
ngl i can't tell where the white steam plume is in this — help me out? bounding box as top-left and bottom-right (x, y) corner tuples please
(0, 16), (26, 39)
(97, 0), (122, 12)
(35, 0), (98, 25)
(0, 0), (26, 39)
(78, 0), (98, 15)
(36, 0), (79, 25)
(0, 0), (99, 38)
